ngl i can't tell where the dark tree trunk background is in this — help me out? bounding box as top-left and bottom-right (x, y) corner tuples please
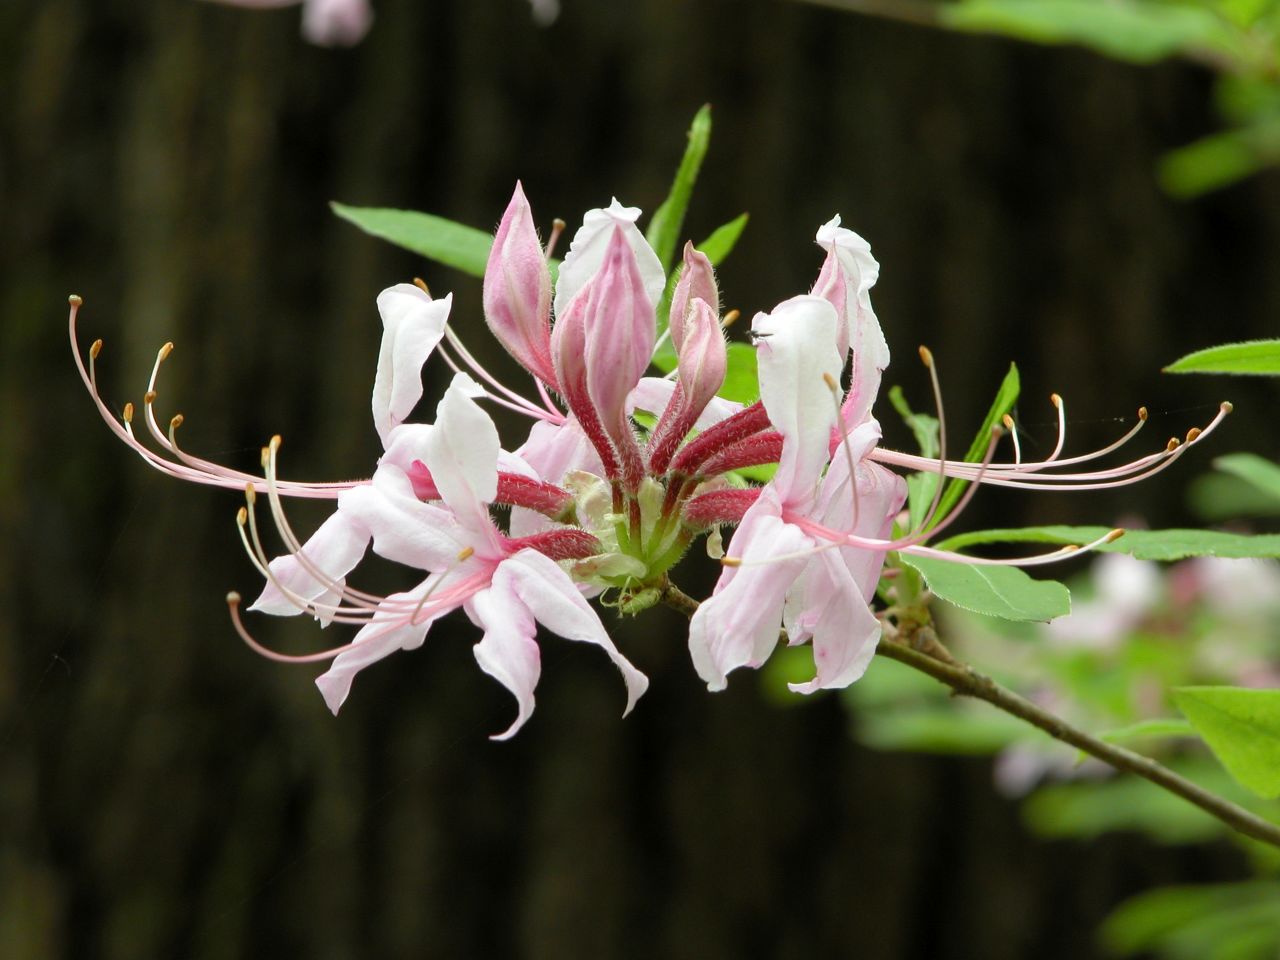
(2, 0), (1277, 957)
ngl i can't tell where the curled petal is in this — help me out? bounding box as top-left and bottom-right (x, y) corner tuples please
(753, 295), (842, 506)
(314, 579), (447, 715)
(813, 217), (888, 428)
(501, 549), (649, 716)
(372, 285), (451, 445)
(469, 579), (541, 740)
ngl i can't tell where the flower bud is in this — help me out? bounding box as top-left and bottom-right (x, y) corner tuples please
(668, 242), (718, 355)
(483, 182), (557, 385)
(677, 297), (727, 424)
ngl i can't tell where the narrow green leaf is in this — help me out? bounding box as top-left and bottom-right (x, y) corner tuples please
(1158, 128), (1269, 198)
(1164, 339), (1280, 375)
(1213, 453), (1280, 504)
(645, 104), (712, 272)
(1187, 471), (1280, 521)
(1098, 718), (1197, 745)
(929, 363), (1019, 530)
(331, 202), (493, 277)
(901, 555), (1070, 621)
(936, 526), (1280, 560)
(696, 212), (749, 265)
(1173, 686), (1280, 798)
(940, 0), (1235, 64)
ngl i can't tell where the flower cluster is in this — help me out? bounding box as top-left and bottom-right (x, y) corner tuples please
(70, 184), (1231, 737)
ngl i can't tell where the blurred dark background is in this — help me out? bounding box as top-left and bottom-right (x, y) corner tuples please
(3, 0), (1278, 957)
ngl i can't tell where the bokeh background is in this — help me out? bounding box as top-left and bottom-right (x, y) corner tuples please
(3, 0), (1279, 957)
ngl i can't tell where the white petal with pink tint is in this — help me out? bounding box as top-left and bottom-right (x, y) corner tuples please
(372, 285), (450, 444)
(468, 579), (541, 740)
(314, 578), (447, 714)
(753, 295), (842, 507)
(251, 510), (371, 623)
(501, 549), (649, 715)
(554, 199), (665, 317)
(688, 490), (812, 691)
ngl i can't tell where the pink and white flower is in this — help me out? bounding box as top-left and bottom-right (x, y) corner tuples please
(70, 182), (1233, 733)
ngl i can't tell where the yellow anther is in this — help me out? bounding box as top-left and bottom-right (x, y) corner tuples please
(1001, 414), (1014, 429)
(236, 507), (248, 525)
(1105, 529), (1125, 543)
(1050, 393), (1062, 408)
(917, 345), (934, 368)
(1221, 401), (1234, 414)
(158, 342), (174, 361)
(457, 546), (475, 562)
(822, 371), (839, 392)
(144, 390), (157, 405)
(90, 339), (103, 359)
(1138, 406), (1148, 421)
(1166, 437), (1180, 452)
(720, 556), (743, 568)
(244, 483), (256, 505)
(68, 294), (83, 307)
(122, 402), (134, 423)
(169, 414), (184, 430)
(413, 277), (431, 295)
(270, 434), (282, 451)
(721, 309), (741, 330)
(1186, 427), (1202, 443)
(226, 591), (242, 605)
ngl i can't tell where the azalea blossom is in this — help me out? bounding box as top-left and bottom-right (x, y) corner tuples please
(70, 182), (1233, 735)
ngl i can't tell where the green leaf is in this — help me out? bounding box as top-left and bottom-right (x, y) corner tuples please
(1164, 339), (1280, 375)
(1102, 882), (1280, 958)
(936, 526), (1280, 560)
(1021, 759), (1240, 844)
(929, 363), (1019, 530)
(695, 212), (748, 265)
(645, 104), (712, 272)
(1098, 718), (1197, 745)
(331, 203), (493, 277)
(901, 554), (1070, 621)
(1187, 471), (1280, 521)
(1213, 453), (1280, 505)
(940, 0), (1235, 65)
(1158, 127), (1271, 198)
(1173, 686), (1280, 798)
(719, 342), (760, 404)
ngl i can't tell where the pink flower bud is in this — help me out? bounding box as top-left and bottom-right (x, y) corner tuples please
(483, 182), (556, 386)
(677, 297), (727, 420)
(668, 242), (718, 355)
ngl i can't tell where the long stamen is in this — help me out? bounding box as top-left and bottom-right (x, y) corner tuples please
(1047, 393), (1067, 463)
(912, 346), (948, 535)
(443, 326), (563, 422)
(1002, 414), (1022, 466)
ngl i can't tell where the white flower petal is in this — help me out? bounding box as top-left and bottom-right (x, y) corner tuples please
(499, 549), (649, 716)
(424, 374), (501, 538)
(753, 295), (843, 507)
(554, 199), (664, 318)
(372, 286), (451, 445)
(469, 581), (541, 741)
(250, 510), (370, 624)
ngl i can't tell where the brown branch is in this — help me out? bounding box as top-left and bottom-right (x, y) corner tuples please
(659, 580), (1280, 850)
